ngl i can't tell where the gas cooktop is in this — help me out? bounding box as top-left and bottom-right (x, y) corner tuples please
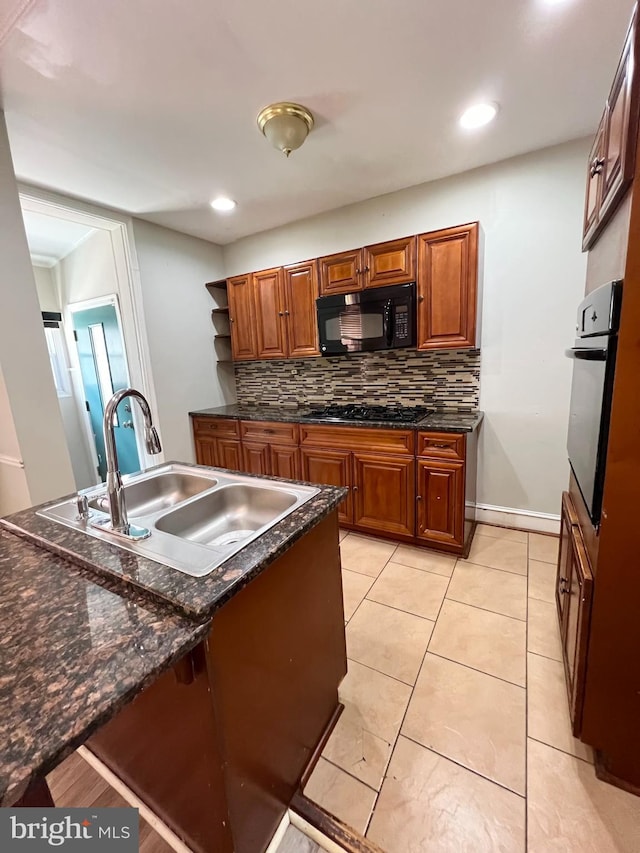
(303, 404), (432, 424)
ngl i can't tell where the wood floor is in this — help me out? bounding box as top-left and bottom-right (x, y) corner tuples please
(46, 751), (173, 852)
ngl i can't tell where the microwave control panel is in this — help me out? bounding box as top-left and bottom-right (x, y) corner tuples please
(395, 305), (409, 340)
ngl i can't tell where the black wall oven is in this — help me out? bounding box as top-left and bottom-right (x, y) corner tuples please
(566, 280), (622, 525)
(316, 283), (416, 355)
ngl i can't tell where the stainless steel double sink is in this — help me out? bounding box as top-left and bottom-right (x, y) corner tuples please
(38, 465), (319, 577)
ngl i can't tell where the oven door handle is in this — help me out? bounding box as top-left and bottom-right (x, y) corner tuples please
(565, 347), (608, 361)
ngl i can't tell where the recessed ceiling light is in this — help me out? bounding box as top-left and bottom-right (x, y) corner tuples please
(210, 196), (237, 212)
(459, 102), (499, 130)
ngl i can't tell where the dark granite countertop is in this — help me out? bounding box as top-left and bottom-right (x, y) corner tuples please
(190, 404), (484, 433)
(1, 464), (347, 622)
(0, 529), (209, 807)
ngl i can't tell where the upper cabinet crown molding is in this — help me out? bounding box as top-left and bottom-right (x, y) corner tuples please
(583, 7), (640, 251)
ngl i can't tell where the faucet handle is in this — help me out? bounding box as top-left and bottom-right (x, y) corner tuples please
(77, 493), (90, 521)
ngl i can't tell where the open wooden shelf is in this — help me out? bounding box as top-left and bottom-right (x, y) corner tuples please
(211, 306), (230, 314)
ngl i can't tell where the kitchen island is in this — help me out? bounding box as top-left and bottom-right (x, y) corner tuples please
(0, 465), (347, 853)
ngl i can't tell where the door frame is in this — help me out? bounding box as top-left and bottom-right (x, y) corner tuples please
(68, 294), (146, 477)
(18, 185), (164, 474)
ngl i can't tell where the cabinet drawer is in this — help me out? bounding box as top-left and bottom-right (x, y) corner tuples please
(300, 424), (414, 455)
(417, 432), (465, 460)
(192, 417), (240, 439)
(240, 420), (299, 445)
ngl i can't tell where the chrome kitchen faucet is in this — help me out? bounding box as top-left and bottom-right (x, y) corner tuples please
(99, 388), (162, 540)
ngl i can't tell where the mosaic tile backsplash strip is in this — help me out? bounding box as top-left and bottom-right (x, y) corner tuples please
(234, 349), (481, 410)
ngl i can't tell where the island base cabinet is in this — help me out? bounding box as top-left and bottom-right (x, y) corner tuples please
(87, 512), (346, 853)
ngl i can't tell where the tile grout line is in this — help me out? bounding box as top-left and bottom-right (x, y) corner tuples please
(526, 736), (595, 767)
(425, 650), (526, 690)
(443, 593), (527, 623)
(363, 555), (460, 839)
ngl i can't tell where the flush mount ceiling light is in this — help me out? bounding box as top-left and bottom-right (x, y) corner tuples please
(210, 196), (237, 212)
(459, 102), (499, 130)
(257, 102), (314, 157)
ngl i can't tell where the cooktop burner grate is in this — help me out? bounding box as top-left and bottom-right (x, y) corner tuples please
(304, 404), (432, 424)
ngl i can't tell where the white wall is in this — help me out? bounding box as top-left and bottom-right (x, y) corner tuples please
(33, 265), (59, 313)
(59, 228), (116, 304)
(132, 219), (233, 463)
(0, 112), (75, 513)
(224, 139), (591, 517)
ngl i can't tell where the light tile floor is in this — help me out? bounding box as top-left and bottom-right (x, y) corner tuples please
(303, 524), (640, 852)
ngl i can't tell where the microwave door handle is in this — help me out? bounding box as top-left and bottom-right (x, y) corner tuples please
(384, 300), (394, 346)
(565, 347), (608, 361)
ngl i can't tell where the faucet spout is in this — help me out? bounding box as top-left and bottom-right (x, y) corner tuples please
(103, 388), (162, 534)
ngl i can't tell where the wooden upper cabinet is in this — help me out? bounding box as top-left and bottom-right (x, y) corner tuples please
(283, 261), (320, 357)
(583, 9), (640, 250)
(583, 114), (607, 248)
(363, 237), (417, 289)
(227, 275), (257, 361)
(601, 21), (637, 221)
(417, 223), (479, 350)
(318, 249), (364, 296)
(253, 267), (288, 359)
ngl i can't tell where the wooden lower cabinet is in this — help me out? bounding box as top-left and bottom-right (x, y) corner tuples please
(556, 491), (594, 737)
(193, 417), (476, 554)
(301, 447), (353, 526)
(352, 453), (415, 537)
(416, 459), (464, 547)
(271, 445), (301, 479)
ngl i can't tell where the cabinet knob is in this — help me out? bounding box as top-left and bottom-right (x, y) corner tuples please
(279, 311), (284, 317)
(590, 156), (605, 177)
(436, 496), (441, 500)
(285, 310), (290, 316)
(363, 266), (369, 273)
(352, 485), (359, 491)
(230, 317), (235, 323)
(418, 295), (424, 303)
(355, 268), (362, 275)
(417, 495), (423, 501)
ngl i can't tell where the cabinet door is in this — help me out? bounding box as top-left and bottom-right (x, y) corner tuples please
(416, 459), (464, 547)
(284, 261), (320, 358)
(217, 439), (242, 471)
(600, 23), (637, 222)
(363, 237), (417, 289)
(582, 114), (607, 250)
(556, 492), (578, 629)
(417, 223), (478, 350)
(352, 453), (415, 536)
(318, 249), (363, 296)
(562, 526), (594, 736)
(301, 448), (353, 525)
(271, 445), (302, 480)
(228, 274), (258, 361)
(253, 267), (287, 359)
(242, 441), (272, 476)
(194, 436), (218, 467)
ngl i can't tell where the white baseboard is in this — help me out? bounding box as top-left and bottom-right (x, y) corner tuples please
(475, 503), (561, 535)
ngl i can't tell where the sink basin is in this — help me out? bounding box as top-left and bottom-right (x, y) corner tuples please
(154, 484), (297, 547)
(89, 470), (217, 516)
(36, 464), (320, 578)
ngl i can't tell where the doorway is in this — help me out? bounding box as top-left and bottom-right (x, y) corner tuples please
(71, 299), (141, 480)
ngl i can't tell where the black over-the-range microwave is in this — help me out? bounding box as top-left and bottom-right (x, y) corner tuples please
(316, 283), (416, 355)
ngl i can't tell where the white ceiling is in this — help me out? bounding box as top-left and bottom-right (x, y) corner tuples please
(0, 0), (634, 245)
(22, 209), (94, 265)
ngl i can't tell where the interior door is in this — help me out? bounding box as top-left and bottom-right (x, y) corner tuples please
(72, 304), (140, 481)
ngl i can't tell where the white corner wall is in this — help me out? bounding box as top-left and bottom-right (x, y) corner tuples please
(132, 219), (234, 463)
(223, 139), (591, 517)
(0, 112), (75, 512)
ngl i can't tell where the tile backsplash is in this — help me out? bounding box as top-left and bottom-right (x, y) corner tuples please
(234, 349), (481, 410)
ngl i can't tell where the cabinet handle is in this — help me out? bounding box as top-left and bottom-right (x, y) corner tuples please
(417, 495), (423, 501)
(279, 311), (284, 317)
(285, 310), (290, 316)
(430, 443), (450, 449)
(590, 156), (605, 177)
